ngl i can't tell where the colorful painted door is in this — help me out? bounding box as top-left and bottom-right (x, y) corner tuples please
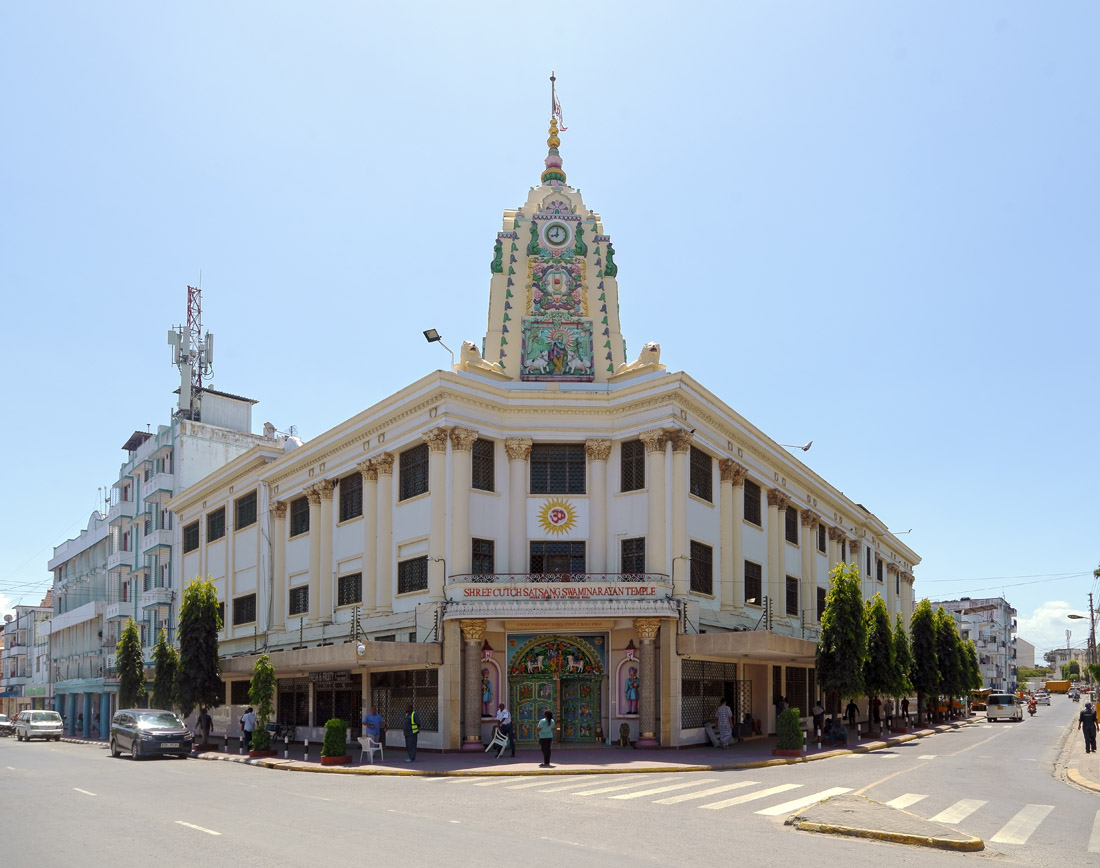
(560, 677), (600, 742)
(510, 678), (558, 744)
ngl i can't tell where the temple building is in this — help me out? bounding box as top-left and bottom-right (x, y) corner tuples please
(168, 100), (919, 750)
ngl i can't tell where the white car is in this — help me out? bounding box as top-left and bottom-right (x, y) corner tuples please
(15, 710), (63, 741)
(986, 694), (1023, 721)
(1034, 693), (1051, 705)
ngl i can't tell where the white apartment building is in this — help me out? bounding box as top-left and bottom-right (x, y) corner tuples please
(934, 596), (1018, 692)
(0, 595), (53, 717)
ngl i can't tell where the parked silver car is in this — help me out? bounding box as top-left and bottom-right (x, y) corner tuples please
(110, 709), (193, 760)
(15, 710), (63, 741)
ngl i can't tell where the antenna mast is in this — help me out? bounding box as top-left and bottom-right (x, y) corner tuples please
(167, 283), (215, 419)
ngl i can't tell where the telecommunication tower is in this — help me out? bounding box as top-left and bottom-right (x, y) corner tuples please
(167, 285), (214, 419)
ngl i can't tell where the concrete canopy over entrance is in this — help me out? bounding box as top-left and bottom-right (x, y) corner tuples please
(677, 631), (818, 666)
(220, 640), (442, 676)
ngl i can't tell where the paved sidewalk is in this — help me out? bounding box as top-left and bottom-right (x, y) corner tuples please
(1062, 715), (1100, 793)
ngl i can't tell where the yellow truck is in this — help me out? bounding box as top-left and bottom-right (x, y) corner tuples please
(1045, 680), (1071, 694)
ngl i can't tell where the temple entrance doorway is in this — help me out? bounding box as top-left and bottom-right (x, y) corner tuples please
(507, 634), (605, 744)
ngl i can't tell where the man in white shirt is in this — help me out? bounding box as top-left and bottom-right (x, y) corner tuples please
(241, 707), (258, 750)
(495, 703), (514, 757)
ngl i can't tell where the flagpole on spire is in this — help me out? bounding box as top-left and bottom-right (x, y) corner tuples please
(551, 70), (566, 130)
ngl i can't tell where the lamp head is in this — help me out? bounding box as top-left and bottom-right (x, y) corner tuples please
(423, 329), (442, 343)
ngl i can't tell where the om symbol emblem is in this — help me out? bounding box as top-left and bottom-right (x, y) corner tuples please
(538, 498), (578, 536)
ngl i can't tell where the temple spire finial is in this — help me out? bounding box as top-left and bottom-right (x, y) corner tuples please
(541, 71), (567, 186)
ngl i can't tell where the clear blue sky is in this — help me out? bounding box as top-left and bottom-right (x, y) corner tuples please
(3, 2), (1097, 659)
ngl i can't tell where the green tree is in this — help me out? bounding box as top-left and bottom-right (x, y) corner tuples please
(963, 639), (982, 692)
(863, 594), (895, 731)
(1062, 660), (1081, 680)
(248, 654), (277, 751)
(116, 618), (146, 709)
(892, 613), (914, 718)
(933, 607), (965, 715)
(177, 578), (223, 719)
(909, 599), (938, 726)
(816, 563), (866, 714)
(151, 628), (179, 710)
(1088, 663), (1100, 685)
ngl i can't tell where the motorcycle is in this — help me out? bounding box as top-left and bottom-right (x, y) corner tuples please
(1028, 702), (1037, 717)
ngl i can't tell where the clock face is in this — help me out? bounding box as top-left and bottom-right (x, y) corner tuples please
(544, 221), (570, 248)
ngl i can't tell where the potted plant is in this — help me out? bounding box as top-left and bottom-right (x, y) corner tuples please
(247, 655), (278, 758)
(772, 707), (804, 756)
(320, 717), (351, 765)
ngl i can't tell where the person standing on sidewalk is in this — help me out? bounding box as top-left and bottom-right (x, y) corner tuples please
(403, 704), (419, 762)
(241, 707), (258, 750)
(845, 699), (858, 729)
(362, 705), (385, 745)
(537, 709), (555, 767)
(716, 698), (734, 747)
(1079, 701), (1098, 754)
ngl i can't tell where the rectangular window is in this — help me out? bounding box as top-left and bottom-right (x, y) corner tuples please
(621, 537), (646, 574)
(289, 496), (310, 537)
(399, 443), (430, 501)
(337, 573), (362, 607)
(817, 524), (826, 553)
(689, 446), (713, 502)
(745, 560), (762, 606)
(472, 439), (495, 492)
(620, 440), (645, 492)
(397, 556), (428, 594)
(183, 521), (199, 553)
(207, 508), (226, 543)
(339, 472), (363, 522)
(217, 602), (225, 628)
(530, 444), (586, 494)
(690, 541), (713, 595)
(230, 681), (251, 705)
(471, 538), (495, 575)
(785, 506), (798, 545)
(288, 586), (309, 616)
(744, 480), (761, 525)
(896, 573), (900, 596)
(876, 558), (883, 583)
(235, 491), (257, 530)
(785, 666), (808, 716)
(530, 541), (586, 574)
(866, 547), (872, 578)
(233, 593), (256, 626)
(785, 575), (798, 616)
(817, 586), (827, 622)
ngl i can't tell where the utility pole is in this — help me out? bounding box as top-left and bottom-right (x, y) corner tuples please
(1089, 592), (1097, 687)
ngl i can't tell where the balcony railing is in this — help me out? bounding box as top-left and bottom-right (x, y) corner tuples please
(140, 587), (172, 609)
(447, 572), (670, 585)
(107, 549), (135, 571)
(142, 470), (175, 503)
(107, 499), (137, 524)
(140, 528), (173, 552)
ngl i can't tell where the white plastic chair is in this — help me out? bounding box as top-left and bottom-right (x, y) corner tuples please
(485, 727), (509, 757)
(358, 736), (383, 764)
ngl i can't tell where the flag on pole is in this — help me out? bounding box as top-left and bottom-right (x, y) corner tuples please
(551, 73), (567, 130)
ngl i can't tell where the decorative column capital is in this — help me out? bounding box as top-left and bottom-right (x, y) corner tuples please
(848, 539), (862, 557)
(423, 426), (450, 453)
(719, 459), (748, 485)
(668, 429), (693, 453)
(374, 452), (395, 476)
(827, 526), (845, 543)
(460, 619), (486, 642)
(317, 479), (336, 500)
(886, 562), (898, 575)
(356, 459), (378, 482)
(800, 509), (820, 528)
(449, 426), (479, 452)
(638, 429), (668, 454)
(305, 484), (323, 506)
(270, 500), (288, 519)
(585, 438), (612, 461)
(633, 617), (661, 641)
(766, 488), (789, 510)
(504, 437), (533, 461)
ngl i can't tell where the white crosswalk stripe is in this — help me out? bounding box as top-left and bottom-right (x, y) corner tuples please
(885, 793), (928, 809)
(610, 778), (719, 800)
(572, 778), (663, 796)
(930, 799), (987, 824)
(472, 777), (522, 786)
(654, 780), (760, 805)
(756, 787), (852, 816)
(701, 783), (801, 810)
(989, 804), (1055, 845)
(1088, 810), (1100, 854)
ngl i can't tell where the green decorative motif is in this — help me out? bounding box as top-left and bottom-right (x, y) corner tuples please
(521, 317), (594, 380)
(526, 220), (540, 256)
(574, 224), (588, 258)
(604, 242), (618, 277)
(490, 238), (503, 274)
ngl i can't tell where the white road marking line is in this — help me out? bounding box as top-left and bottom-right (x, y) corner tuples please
(611, 778), (719, 800)
(1088, 810), (1100, 854)
(538, 779), (623, 792)
(918, 755), (937, 760)
(701, 783), (802, 810)
(445, 777), (474, 783)
(655, 780), (759, 804)
(6, 767), (15, 770)
(990, 805), (1055, 845)
(572, 778), (662, 796)
(756, 787), (852, 816)
(73, 788), (96, 796)
(175, 821), (221, 836)
(286, 792), (331, 801)
(885, 794), (928, 809)
(473, 777), (522, 786)
(929, 799), (987, 824)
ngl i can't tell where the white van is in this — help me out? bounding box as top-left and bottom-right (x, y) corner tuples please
(986, 694), (1023, 722)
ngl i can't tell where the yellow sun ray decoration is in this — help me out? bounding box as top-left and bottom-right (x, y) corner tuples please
(537, 498), (577, 536)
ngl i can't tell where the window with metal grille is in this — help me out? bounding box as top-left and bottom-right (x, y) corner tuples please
(144, 517), (152, 535)
(745, 560), (762, 606)
(207, 508), (226, 542)
(471, 539), (494, 575)
(866, 547), (872, 578)
(397, 556), (428, 594)
(744, 480), (761, 525)
(289, 496), (309, 537)
(785, 506), (798, 544)
(896, 573), (900, 596)
(681, 660), (748, 728)
(183, 521), (199, 553)
(841, 539), (847, 562)
(289, 585), (309, 616)
(472, 438), (494, 492)
(689, 446), (712, 502)
(690, 541), (713, 595)
(621, 537), (645, 574)
(772, 665), (782, 711)
(339, 472), (362, 521)
(530, 444), (586, 494)
(231, 680), (251, 705)
(399, 443), (429, 501)
(530, 541), (586, 574)
(817, 523), (826, 553)
(817, 586), (827, 622)
(233, 593), (256, 626)
(785, 666), (808, 716)
(371, 668), (439, 732)
(217, 602), (225, 628)
(314, 682), (364, 731)
(877, 558), (884, 583)
(277, 678), (311, 727)
(337, 573), (362, 607)
(785, 575), (798, 615)
(620, 439), (645, 492)
(235, 491), (257, 530)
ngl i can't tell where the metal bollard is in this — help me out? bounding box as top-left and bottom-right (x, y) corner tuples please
(223, 738), (228, 753)
(304, 739), (309, 762)
(816, 727), (821, 748)
(856, 723), (862, 740)
(284, 734), (290, 759)
(802, 730), (807, 753)
(239, 736), (244, 755)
